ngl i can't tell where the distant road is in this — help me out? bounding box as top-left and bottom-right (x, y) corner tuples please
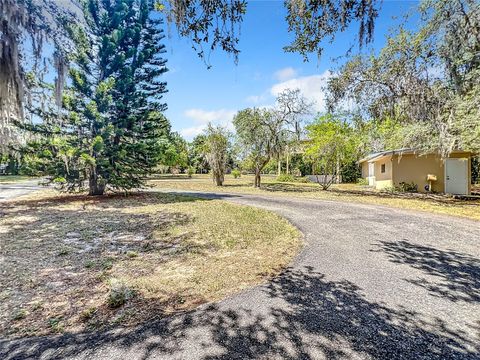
(0, 180), (42, 201)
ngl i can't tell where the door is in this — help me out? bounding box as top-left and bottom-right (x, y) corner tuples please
(368, 162), (375, 186)
(445, 158), (468, 195)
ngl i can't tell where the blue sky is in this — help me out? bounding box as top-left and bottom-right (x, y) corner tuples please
(162, 0), (420, 140)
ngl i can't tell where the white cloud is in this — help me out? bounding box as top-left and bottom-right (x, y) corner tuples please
(180, 125), (207, 138)
(180, 108), (236, 139)
(179, 71), (335, 139)
(270, 70), (333, 112)
(274, 67), (298, 81)
(184, 108), (236, 125)
(245, 94), (269, 104)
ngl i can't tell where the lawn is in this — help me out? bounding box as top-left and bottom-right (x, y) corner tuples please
(0, 191), (301, 338)
(150, 174), (480, 221)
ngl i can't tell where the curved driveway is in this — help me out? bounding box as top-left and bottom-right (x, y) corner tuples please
(2, 191), (480, 359)
(0, 180), (41, 201)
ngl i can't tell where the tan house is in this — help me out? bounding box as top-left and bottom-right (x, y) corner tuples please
(359, 149), (473, 195)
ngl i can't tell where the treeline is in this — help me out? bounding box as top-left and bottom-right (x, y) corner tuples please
(1, 0), (479, 193)
(176, 1), (480, 188)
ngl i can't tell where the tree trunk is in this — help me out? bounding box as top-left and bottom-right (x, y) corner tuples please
(286, 147), (290, 175)
(336, 157), (341, 184)
(214, 173), (224, 186)
(89, 173), (105, 196)
(277, 159), (281, 176)
(254, 170), (261, 188)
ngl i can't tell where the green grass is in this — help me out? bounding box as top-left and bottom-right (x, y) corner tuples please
(151, 174), (480, 222)
(0, 190), (301, 338)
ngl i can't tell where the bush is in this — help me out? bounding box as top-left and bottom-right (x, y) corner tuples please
(48, 317), (64, 332)
(107, 279), (134, 308)
(382, 186), (396, 193)
(472, 156), (479, 184)
(277, 173), (295, 182)
(12, 309), (27, 321)
(341, 161), (361, 183)
(126, 251), (138, 258)
(397, 182), (418, 193)
(381, 182), (418, 193)
(357, 178), (369, 186)
(231, 169), (241, 178)
(80, 307), (97, 321)
(187, 166), (195, 178)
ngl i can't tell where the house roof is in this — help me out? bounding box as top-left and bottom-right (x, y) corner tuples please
(358, 148), (415, 163)
(358, 148), (474, 163)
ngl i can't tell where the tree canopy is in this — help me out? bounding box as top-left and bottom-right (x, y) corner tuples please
(285, 0), (379, 60)
(20, 0), (169, 195)
(305, 114), (360, 189)
(327, 0), (480, 156)
(203, 124), (230, 186)
(1, 0), (388, 136)
(234, 108), (288, 187)
(0, 0), (83, 151)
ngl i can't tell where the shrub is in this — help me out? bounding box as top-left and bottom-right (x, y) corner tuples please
(382, 186), (396, 193)
(58, 247), (70, 256)
(107, 279), (134, 308)
(12, 309), (27, 320)
(53, 177), (67, 184)
(101, 259), (114, 270)
(277, 173), (295, 182)
(231, 169), (241, 178)
(397, 182), (418, 193)
(295, 176), (312, 183)
(341, 161), (361, 183)
(80, 307), (97, 321)
(187, 166), (195, 178)
(357, 178), (368, 186)
(126, 251), (138, 258)
(48, 317), (64, 332)
(84, 260), (95, 268)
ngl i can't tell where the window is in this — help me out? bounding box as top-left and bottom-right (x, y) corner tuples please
(381, 164), (386, 173)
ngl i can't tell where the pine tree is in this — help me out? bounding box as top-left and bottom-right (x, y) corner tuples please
(21, 0), (169, 195)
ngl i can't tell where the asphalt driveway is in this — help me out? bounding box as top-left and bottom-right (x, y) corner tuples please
(1, 190), (479, 359)
(0, 180), (41, 201)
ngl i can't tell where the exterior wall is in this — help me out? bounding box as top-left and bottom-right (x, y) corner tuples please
(360, 156), (393, 189)
(374, 156), (393, 190)
(391, 152), (472, 193)
(361, 162), (369, 178)
(375, 179), (394, 189)
(392, 154), (444, 193)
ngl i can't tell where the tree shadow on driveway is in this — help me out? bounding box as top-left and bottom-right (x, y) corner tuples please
(374, 240), (480, 303)
(2, 267), (479, 359)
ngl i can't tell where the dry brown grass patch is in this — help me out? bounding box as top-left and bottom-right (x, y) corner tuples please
(0, 191), (301, 338)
